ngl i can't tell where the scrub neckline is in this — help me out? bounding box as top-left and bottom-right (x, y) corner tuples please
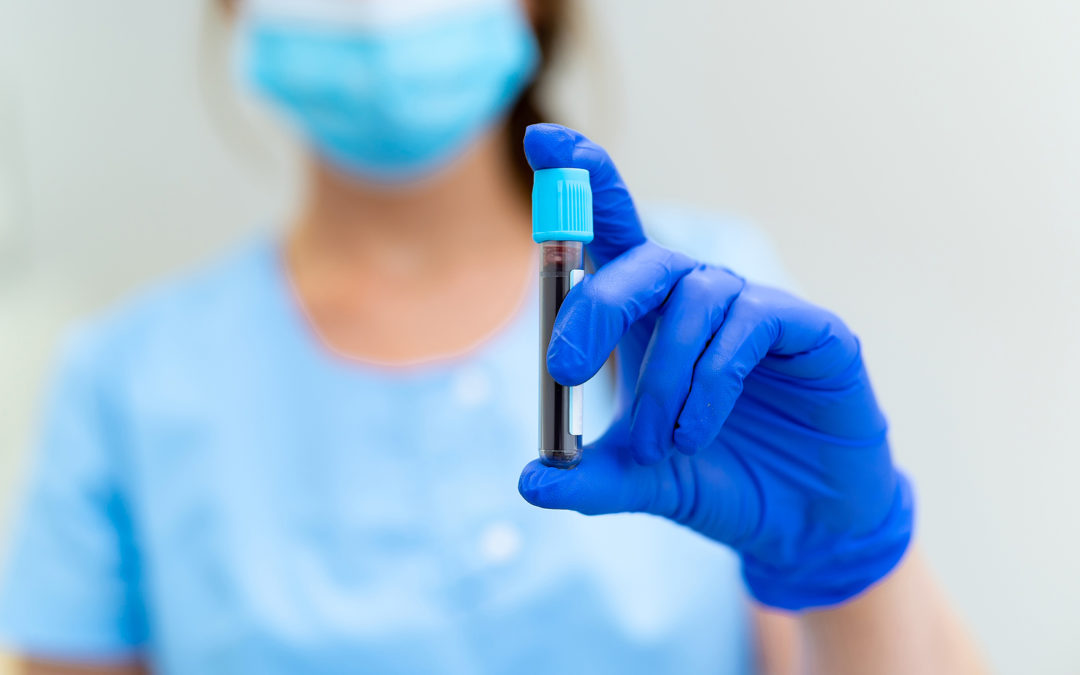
(262, 232), (539, 378)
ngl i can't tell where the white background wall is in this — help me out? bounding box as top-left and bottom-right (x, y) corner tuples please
(2, 1), (1078, 672)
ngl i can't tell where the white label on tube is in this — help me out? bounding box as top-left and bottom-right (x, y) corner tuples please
(568, 268), (585, 436)
(570, 383), (583, 436)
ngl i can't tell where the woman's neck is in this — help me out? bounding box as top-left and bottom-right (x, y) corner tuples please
(283, 128), (537, 364)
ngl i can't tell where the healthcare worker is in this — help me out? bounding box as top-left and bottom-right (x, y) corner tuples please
(0, 0), (985, 673)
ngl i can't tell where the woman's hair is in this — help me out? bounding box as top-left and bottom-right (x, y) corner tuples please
(213, 0), (568, 196)
(505, 1), (567, 195)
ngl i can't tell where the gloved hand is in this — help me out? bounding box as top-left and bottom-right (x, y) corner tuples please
(518, 124), (914, 611)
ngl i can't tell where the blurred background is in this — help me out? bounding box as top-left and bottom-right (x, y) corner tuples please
(1, 1), (1078, 672)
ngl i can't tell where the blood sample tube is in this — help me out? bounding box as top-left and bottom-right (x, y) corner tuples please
(532, 167), (594, 468)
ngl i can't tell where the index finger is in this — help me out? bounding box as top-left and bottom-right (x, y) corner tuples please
(524, 123), (647, 268)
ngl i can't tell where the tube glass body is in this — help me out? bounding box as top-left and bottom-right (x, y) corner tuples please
(538, 240), (585, 468)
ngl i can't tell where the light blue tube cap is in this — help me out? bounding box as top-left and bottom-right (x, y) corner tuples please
(532, 168), (594, 243)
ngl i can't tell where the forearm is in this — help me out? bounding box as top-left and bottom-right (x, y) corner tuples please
(17, 657), (148, 675)
(798, 545), (986, 675)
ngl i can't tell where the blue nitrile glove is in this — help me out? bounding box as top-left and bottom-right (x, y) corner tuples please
(518, 124), (914, 611)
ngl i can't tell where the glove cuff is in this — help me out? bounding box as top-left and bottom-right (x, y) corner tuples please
(741, 472), (915, 611)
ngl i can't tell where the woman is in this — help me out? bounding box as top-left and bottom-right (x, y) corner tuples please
(0, 0), (984, 673)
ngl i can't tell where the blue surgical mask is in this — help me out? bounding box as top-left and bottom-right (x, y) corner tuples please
(234, 0), (540, 182)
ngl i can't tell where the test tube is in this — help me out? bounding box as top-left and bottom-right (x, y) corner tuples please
(532, 168), (594, 468)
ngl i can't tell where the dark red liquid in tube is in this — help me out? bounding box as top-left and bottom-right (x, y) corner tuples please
(538, 240), (584, 468)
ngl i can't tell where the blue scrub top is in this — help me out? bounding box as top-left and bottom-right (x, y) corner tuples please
(0, 208), (789, 674)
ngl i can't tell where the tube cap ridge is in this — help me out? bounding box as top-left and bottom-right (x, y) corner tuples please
(532, 167), (594, 243)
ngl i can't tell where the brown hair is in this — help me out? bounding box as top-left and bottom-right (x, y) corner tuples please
(505, 1), (567, 194)
(213, 0), (568, 196)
